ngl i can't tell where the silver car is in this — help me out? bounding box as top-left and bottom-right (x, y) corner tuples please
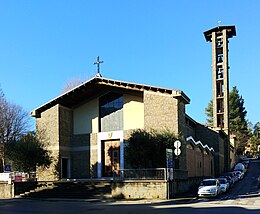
(218, 177), (229, 193)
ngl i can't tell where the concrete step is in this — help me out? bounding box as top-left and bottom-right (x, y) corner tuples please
(20, 181), (112, 199)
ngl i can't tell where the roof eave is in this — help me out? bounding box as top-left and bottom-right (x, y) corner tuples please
(31, 76), (191, 117)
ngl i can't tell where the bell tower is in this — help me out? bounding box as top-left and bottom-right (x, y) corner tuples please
(204, 25), (236, 135)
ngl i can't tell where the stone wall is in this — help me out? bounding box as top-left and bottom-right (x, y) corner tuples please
(36, 104), (60, 181)
(71, 134), (91, 178)
(143, 91), (178, 134)
(59, 106), (72, 148)
(143, 91), (187, 173)
(90, 133), (98, 178)
(0, 182), (13, 198)
(111, 177), (203, 199)
(112, 180), (167, 199)
(177, 100), (187, 171)
(71, 150), (90, 178)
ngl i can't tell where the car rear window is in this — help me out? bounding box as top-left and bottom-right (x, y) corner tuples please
(201, 180), (216, 186)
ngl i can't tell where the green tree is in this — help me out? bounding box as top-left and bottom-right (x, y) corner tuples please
(4, 132), (52, 173)
(125, 129), (179, 168)
(205, 99), (213, 125)
(253, 122), (260, 138)
(229, 87), (249, 154)
(205, 86), (249, 154)
(229, 86), (248, 132)
(249, 122), (260, 154)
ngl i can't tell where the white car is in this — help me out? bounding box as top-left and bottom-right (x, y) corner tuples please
(218, 177), (229, 193)
(198, 179), (221, 197)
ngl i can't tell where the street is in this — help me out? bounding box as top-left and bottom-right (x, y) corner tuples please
(0, 159), (260, 214)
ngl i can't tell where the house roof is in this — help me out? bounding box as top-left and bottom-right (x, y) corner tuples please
(31, 76), (190, 117)
(204, 25), (236, 42)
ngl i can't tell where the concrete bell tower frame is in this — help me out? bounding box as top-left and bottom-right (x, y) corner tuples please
(204, 25), (236, 135)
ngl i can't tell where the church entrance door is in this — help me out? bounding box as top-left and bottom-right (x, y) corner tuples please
(102, 140), (120, 177)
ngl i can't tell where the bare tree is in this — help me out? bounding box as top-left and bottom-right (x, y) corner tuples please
(0, 87), (30, 171)
(61, 77), (83, 94)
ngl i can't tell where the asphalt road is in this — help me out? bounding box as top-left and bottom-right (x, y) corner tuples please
(0, 159), (260, 214)
(221, 159), (260, 201)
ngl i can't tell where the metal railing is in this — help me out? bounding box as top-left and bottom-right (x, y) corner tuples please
(113, 168), (166, 180)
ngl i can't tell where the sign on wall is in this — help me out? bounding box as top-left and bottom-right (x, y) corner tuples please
(174, 140), (181, 156)
(4, 164), (11, 172)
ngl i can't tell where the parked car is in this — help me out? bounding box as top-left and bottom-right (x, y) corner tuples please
(258, 176), (260, 188)
(220, 175), (233, 188)
(234, 163), (246, 173)
(218, 177), (229, 193)
(198, 179), (221, 197)
(234, 170), (244, 180)
(224, 172), (237, 184)
(241, 158), (249, 169)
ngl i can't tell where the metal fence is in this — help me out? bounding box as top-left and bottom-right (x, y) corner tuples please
(113, 168), (166, 180)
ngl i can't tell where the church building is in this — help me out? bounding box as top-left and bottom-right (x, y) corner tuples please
(31, 76), (219, 181)
(31, 24), (236, 182)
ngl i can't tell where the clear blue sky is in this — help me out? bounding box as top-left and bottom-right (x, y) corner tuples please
(0, 0), (259, 129)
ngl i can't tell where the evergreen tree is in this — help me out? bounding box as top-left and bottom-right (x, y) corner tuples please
(229, 87), (249, 154)
(205, 86), (249, 154)
(253, 122), (260, 138)
(205, 99), (213, 125)
(249, 122), (260, 154)
(229, 86), (248, 133)
(4, 132), (52, 173)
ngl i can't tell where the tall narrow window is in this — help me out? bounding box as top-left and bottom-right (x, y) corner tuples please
(99, 92), (124, 132)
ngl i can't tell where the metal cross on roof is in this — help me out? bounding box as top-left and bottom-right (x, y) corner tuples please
(94, 56), (103, 77)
